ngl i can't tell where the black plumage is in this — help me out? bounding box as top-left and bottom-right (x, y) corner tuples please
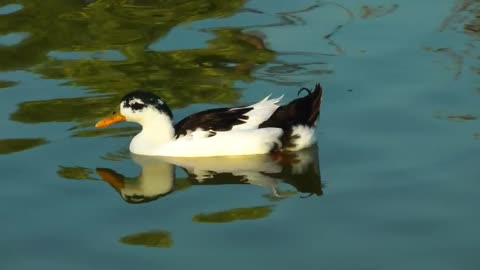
(174, 107), (252, 138)
(259, 83), (323, 150)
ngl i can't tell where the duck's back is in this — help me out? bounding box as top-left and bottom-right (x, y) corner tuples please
(165, 84), (323, 156)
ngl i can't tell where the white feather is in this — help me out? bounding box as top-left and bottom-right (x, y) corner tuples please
(287, 125), (316, 151)
(231, 94), (283, 130)
(129, 98), (144, 105)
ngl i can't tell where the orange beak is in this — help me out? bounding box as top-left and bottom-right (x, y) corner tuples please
(95, 112), (126, 128)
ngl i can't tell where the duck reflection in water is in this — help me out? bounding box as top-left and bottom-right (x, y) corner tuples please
(96, 146), (322, 204)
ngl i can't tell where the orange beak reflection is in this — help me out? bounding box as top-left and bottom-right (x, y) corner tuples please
(95, 113), (126, 128)
(96, 168), (125, 190)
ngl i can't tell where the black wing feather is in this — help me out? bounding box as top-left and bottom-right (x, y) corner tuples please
(174, 107), (253, 138)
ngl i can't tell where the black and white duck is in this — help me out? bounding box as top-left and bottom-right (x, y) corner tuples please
(95, 84), (323, 157)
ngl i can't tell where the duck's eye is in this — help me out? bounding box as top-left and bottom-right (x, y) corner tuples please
(111, 111), (116, 115)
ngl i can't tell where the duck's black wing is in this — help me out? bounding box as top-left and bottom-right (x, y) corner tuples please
(173, 107), (253, 138)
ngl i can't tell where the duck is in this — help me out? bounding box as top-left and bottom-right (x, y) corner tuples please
(95, 84), (323, 157)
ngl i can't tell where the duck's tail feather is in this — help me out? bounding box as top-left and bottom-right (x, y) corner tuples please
(259, 83), (323, 151)
(289, 83), (323, 127)
(259, 83), (323, 129)
(306, 83), (323, 126)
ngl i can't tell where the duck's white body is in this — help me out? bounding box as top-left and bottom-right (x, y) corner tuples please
(96, 84), (323, 157)
(129, 96), (291, 157)
(134, 128), (284, 157)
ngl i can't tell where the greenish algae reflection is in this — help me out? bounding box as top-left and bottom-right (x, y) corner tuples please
(3, 0), (275, 135)
(463, 1), (480, 35)
(120, 230), (173, 248)
(100, 147), (131, 161)
(0, 138), (48, 155)
(57, 166), (96, 180)
(71, 126), (138, 138)
(0, 80), (17, 88)
(193, 205), (274, 223)
(0, 0), (245, 71)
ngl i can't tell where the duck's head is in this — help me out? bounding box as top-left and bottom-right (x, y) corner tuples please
(96, 90), (172, 128)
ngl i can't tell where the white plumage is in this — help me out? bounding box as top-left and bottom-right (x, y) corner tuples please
(287, 125), (316, 151)
(232, 95), (283, 130)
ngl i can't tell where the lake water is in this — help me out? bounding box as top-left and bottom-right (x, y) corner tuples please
(1, 0), (479, 269)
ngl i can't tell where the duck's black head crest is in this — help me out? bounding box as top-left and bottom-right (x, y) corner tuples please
(121, 90), (172, 118)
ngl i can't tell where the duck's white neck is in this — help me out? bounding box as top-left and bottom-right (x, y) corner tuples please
(129, 111), (174, 155)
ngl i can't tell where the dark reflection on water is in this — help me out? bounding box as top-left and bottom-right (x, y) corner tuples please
(91, 146), (322, 204)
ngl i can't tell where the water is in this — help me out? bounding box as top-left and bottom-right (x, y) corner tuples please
(1, 0), (479, 269)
